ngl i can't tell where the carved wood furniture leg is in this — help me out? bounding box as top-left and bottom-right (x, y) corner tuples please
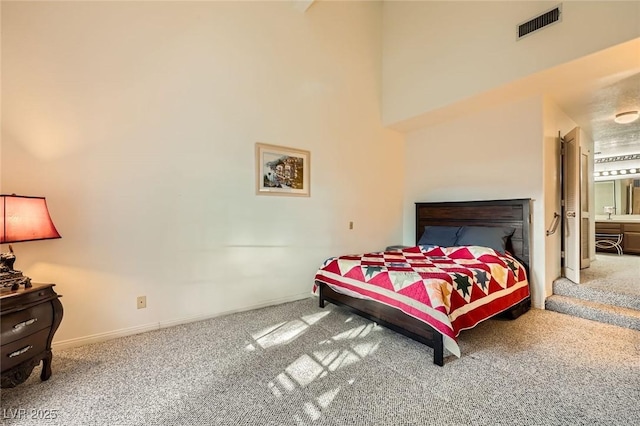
(40, 350), (53, 381)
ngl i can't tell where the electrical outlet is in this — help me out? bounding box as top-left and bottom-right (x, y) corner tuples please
(137, 296), (147, 309)
(349, 221), (354, 230)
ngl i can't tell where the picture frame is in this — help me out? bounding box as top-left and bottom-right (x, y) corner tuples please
(255, 143), (310, 197)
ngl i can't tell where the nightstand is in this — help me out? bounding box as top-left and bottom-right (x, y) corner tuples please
(1, 283), (63, 388)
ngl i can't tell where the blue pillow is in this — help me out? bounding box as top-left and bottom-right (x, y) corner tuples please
(418, 226), (461, 248)
(455, 226), (515, 253)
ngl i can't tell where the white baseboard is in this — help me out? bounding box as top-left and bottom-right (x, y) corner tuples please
(52, 292), (311, 351)
(52, 323), (160, 351)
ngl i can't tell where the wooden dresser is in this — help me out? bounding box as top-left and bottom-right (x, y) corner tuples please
(1, 283), (63, 388)
(595, 221), (640, 255)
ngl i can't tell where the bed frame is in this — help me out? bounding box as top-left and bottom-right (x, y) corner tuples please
(316, 198), (532, 366)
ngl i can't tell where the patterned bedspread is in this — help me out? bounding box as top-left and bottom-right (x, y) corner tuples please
(314, 245), (530, 357)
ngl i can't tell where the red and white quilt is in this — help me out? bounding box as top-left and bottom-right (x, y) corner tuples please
(313, 245), (530, 357)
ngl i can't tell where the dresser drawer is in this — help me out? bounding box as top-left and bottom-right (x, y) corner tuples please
(1, 302), (53, 346)
(1, 328), (50, 372)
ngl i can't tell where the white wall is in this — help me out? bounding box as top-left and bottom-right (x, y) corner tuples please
(403, 96), (547, 308)
(1, 1), (405, 346)
(383, 0), (640, 126)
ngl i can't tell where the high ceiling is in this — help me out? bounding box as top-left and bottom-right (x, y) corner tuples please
(536, 36), (640, 161)
(557, 70), (640, 158)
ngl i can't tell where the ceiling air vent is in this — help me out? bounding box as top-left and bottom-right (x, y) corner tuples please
(517, 4), (562, 40)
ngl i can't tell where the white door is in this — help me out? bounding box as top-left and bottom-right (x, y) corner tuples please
(579, 145), (591, 270)
(563, 127), (591, 284)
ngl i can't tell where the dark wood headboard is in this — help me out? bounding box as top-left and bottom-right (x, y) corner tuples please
(415, 199), (531, 271)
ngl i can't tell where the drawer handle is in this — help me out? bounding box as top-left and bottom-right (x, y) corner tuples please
(13, 318), (38, 331)
(8, 345), (33, 358)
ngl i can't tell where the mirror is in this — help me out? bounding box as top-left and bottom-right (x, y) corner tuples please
(594, 179), (640, 215)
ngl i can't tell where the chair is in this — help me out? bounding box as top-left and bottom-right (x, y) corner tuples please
(594, 233), (623, 255)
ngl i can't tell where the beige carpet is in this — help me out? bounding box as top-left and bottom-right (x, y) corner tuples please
(581, 253), (640, 298)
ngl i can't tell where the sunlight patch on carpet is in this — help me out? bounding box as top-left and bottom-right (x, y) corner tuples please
(252, 320), (308, 349)
(330, 323), (377, 341)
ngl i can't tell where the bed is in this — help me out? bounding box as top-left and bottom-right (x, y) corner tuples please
(314, 198), (531, 366)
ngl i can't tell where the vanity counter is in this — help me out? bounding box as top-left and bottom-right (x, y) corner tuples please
(595, 215), (640, 223)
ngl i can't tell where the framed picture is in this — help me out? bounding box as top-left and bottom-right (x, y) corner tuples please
(255, 143), (310, 197)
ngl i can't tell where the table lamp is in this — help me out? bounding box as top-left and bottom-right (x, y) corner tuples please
(1, 194), (61, 291)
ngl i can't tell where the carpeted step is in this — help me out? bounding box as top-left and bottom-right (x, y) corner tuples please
(553, 278), (640, 311)
(545, 294), (640, 331)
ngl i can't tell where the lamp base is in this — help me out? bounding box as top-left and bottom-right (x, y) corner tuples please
(0, 272), (32, 291)
(1, 248), (32, 291)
